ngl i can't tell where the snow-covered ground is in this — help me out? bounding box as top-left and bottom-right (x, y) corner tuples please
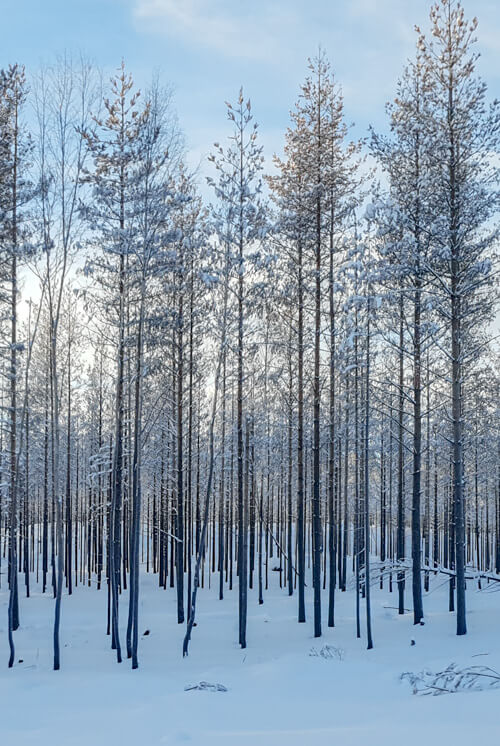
(1, 568), (499, 745)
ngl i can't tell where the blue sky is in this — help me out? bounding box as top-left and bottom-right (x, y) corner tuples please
(3, 0), (500, 180)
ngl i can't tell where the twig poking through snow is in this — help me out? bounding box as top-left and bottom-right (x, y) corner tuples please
(309, 645), (345, 661)
(401, 663), (500, 695)
(184, 681), (228, 692)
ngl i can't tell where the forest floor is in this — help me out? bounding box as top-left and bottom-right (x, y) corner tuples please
(1, 565), (500, 745)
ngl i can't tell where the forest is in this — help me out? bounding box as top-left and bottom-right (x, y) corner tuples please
(0, 1), (500, 743)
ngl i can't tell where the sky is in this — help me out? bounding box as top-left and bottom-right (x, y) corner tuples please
(3, 0), (500, 184)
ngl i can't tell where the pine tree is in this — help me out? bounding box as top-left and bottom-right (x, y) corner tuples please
(0, 64), (33, 667)
(208, 88), (266, 648)
(418, 0), (500, 635)
(82, 62), (150, 662)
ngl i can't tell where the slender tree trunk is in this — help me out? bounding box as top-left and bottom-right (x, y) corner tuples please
(297, 239), (306, 623)
(312, 183), (322, 639)
(412, 278), (424, 624)
(397, 291), (405, 615)
(327, 233), (336, 627)
(364, 296), (373, 649)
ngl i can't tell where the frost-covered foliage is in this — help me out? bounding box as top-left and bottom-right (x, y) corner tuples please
(184, 681), (228, 692)
(401, 663), (500, 696)
(309, 644), (345, 661)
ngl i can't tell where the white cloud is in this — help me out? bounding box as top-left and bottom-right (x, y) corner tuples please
(132, 0), (300, 60)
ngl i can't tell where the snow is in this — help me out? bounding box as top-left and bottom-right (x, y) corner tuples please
(1, 568), (500, 745)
